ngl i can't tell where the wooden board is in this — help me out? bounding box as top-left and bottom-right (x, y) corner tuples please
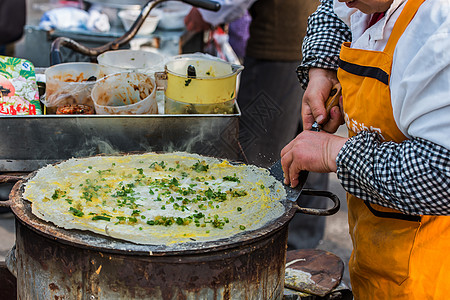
(285, 249), (344, 297)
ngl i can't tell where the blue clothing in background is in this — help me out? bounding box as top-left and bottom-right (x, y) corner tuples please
(228, 11), (251, 59)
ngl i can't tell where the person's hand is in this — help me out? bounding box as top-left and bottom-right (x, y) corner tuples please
(280, 131), (348, 187)
(184, 8), (211, 32)
(302, 68), (344, 132)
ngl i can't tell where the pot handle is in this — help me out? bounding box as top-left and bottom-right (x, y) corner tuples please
(154, 71), (168, 91)
(231, 64), (244, 75)
(182, 0), (221, 11)
(0, 175), (24, 184)
(294, 189), (340, 216)
(0, 174), (24, 208)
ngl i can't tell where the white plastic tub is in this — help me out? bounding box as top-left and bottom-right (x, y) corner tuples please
(97, 49), (165, 77)
(118, 8), (162, 35)
(91, 72), (158, 115)
(157, 1), (191, 30)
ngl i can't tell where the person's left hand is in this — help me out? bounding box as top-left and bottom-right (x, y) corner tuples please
(280, 131), (348, 187)
(302, 68), (343, 132)
(184, 8), (211, 32)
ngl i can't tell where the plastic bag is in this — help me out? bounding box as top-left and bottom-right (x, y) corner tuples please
(204, 27), (241, 65)
(39, 7), (110, 32)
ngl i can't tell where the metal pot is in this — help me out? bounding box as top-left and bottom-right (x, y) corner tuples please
(165, 54), (243, 104)
(0, 157), (339, 299)
(162, 54), (244, 114)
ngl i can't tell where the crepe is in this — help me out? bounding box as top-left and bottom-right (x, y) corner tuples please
(23, 152), (286, 245)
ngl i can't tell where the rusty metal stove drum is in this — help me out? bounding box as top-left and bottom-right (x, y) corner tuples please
(6, 178), (290, 299)
(11, 218), (288, 299)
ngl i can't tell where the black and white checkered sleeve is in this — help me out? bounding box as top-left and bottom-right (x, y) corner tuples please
(336, 131), (450, 215)
(297, 0), (352, 90)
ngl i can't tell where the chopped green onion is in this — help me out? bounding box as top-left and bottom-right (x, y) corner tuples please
(92, 215), (111, 221)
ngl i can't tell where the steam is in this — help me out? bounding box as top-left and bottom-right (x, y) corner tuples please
(73, 137), (122, 158)
(6, 113), (240, 174)
(71, 116), (237, 160)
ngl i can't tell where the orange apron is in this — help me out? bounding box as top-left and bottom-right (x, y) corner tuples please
(337, 0), (450, 298)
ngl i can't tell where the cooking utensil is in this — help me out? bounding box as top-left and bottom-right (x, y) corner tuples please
(162, 53), (243, 114)
(268, 160), (340, 216)
(164, 54), (243, 104)
(187, 64), (197, 78)
(268, 84), (342, 215)
(0, 152), (340, 250)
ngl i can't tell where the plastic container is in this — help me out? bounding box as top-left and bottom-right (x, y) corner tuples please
(118, 8), (162, 35)
(157, 1), (191, 30)
(44, 62), (101, 114)
(97, 49), (165, 77)
(91, 72), (157, 115)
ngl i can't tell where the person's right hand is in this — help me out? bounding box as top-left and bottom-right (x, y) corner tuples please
(302, 68), (343, 133)
(184, 8), (211, 32)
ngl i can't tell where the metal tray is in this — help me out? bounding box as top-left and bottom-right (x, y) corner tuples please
(0, 106), (241, 172)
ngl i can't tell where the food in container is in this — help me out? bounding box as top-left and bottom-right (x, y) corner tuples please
(163, 54), (243, 114)
(56, 104), (95, 115)
(91, 72), (157, 115)
(44, 62), (101, 114)
(0, 56), (41, 115)
(165, 95), (236, 114)
(118, 8), (162, 35)
(97, 49), (165, 77)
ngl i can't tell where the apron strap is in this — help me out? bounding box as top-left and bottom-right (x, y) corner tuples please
(384, 0), (427, 55)
(364, 201), (422, 222)
(338, 55), (390, 85)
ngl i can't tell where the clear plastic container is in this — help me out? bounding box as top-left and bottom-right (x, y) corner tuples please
(118, 8), (162, 35)
(97, 50), (165, 77)
(91, 72), (158, 115)
(44, 62), (101, 114)
(157, 1), (191, 30)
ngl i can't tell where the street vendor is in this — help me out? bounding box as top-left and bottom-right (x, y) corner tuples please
(281, 0), (450, 298)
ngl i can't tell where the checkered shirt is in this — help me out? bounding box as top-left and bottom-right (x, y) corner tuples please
(296, 0), (450, 215)
(296, 0), (352, 89)
(337, 131), (450, 215)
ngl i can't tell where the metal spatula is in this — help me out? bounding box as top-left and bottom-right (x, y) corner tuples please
(268, 84), (342, 215)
